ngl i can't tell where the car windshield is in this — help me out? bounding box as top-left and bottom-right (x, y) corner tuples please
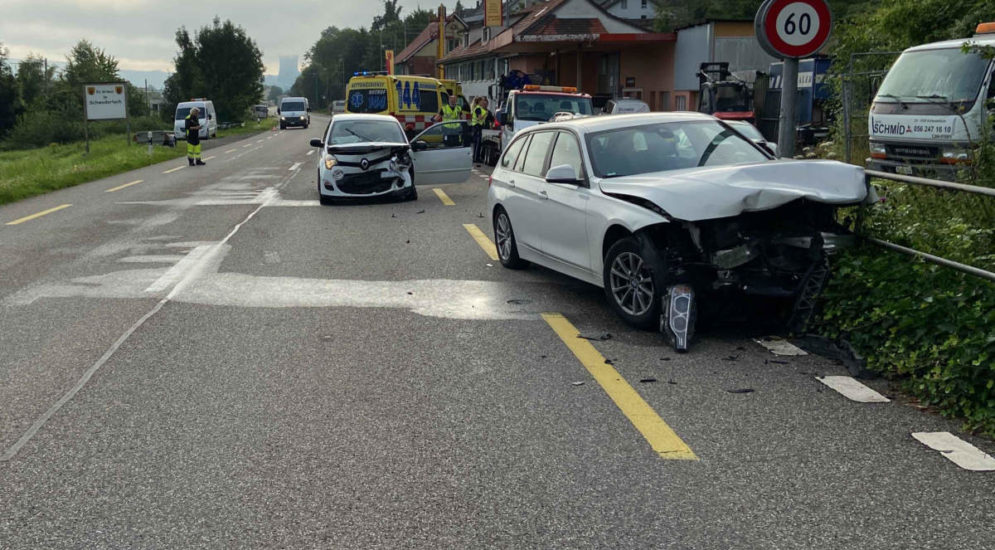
(713, 85), (751, 112)
(329, 120), (405, 145)
(282, 102), (306, 111)
(877, 48), (990, 103)
(586, 121), (770, 178)
(515, 94), (593, 121)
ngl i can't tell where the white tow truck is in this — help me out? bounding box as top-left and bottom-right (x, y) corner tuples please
(480, 85), (594, 166)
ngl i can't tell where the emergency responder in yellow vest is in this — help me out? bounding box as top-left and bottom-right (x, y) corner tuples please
(434, 94), (465, 147)
(471, 97), (491, 164)
(185, 107), (205, 166)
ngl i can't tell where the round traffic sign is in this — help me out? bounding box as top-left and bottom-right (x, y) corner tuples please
(754, 0), (832, 59)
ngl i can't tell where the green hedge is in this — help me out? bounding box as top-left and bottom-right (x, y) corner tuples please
(817, 247), (995, 436)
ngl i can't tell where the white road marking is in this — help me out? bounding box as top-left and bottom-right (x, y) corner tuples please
(289, 162), (301, 171)
(306, 149), (315, 156)
(118, 255), (186, 264)
(912, 432), (995, 471)
(256, 139), (264, 143)
(754, 336), (808, 356)
(269, 200), (320, 207)
(817, 376), (890, 403)
(144, 245), (215, 293)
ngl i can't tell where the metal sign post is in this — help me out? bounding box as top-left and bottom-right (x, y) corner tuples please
(755, 0), (833, 158)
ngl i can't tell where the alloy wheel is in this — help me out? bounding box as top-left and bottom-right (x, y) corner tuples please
(609, 252), (655, 316)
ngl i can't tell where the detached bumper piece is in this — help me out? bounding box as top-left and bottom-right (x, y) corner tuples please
(660, 285), (696, 352)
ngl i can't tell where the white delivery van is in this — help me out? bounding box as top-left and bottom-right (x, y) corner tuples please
(174, 99), (218, 141)
(278, 96), (310, 129)
(868, 22), (995, 179)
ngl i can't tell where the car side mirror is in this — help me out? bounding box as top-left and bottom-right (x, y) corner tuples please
(412, 140), (429, 151)
(208, 114), (213, 120)
(277, 108), (281, 114)
(309, 139), (324, 148)
(546, 164), (581, 185)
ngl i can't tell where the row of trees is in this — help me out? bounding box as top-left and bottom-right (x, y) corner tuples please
(289, 0), (436, 109)
(0, 17), (264, 149)
(0, 40), (151, 148)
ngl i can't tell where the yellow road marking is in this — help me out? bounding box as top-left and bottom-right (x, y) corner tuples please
(224, 149), (237, 154)
(6, 204), (72, 226)
(463, 223), (498, 261)
(542, 313), (697, 460)
(203, 156), (216, 161)
(242, 143), (253, 148)
(162, 166), (185, 174)
(433, 188), (455, 206)
(105, 179), (143, 193)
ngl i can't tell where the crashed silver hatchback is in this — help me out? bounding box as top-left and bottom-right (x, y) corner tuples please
(487, 112), (873, 351)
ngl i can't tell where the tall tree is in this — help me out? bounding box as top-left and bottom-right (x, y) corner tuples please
(15, 55), (55, 107)
(163, 18), (265, 121)
(0, 44), (22, 138)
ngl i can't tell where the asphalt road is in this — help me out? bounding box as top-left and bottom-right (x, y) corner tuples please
(1, 114), (993, 549)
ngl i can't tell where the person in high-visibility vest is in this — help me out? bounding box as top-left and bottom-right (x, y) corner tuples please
(434, 95), (465, 147)
(185, 107), (205, 166)
(470, 97), (491, 163)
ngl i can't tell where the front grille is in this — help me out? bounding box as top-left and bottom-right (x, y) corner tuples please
(337, 170), (397, 194)
(886, 144), (938, 160)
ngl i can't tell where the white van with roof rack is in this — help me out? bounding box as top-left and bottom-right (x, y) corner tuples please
(173, 99), (217, 141)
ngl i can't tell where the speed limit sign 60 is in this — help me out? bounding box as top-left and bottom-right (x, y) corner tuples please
(755, 0), (832, 59)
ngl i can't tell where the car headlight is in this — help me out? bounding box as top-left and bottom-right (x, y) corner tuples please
(301, 116), (307, 120)
(940, 146), (970, 164)
(324, 155), (337, 170)
(280, 116), (286, 120)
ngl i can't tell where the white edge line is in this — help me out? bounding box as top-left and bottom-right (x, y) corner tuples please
(912, 432), (995, 471)
(817, 376), (890, 403)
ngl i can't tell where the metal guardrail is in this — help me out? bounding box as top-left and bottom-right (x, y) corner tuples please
(863, 170), (995, 282)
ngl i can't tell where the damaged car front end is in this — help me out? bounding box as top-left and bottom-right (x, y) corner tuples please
(601, 160), (871, 352)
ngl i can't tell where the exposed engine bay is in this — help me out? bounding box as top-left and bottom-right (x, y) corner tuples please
(637, 200), (855, 351)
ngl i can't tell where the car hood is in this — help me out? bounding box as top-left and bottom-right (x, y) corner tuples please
(599, 160), (869, 221)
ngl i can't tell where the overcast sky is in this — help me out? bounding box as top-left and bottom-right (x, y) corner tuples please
(1, 0), (449, 75)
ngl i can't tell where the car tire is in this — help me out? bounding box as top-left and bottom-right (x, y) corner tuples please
(493, 207), (528, 269)
(603, 237), (660, 330)
(402, 184), (418, 202)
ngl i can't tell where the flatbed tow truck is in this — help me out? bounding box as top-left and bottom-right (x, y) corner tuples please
(480, 85), (594, 165)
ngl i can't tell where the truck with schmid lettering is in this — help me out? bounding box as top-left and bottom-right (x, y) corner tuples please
(867, 22), (995, 180)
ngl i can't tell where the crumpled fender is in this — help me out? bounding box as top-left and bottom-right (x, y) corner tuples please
(599, 160), (868, 222)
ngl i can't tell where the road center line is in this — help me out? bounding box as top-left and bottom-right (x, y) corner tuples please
(105, 180), (143, 193)
(289, 162), (302, 171)
(306, 149), (315, 156)
(5, 204), (72, 225)
(433, 188), (455, 206)
(0, 172), (289, 462)
(203, 156), (216, 161)
(162, 165), (185, 174)
(542, 313), (697, 460)
(463, 223), (498, 261)
(242, 143), (253, 149)
(225, 149), (237, 154)
(817, 376), (890, 403)
(912, 432), (995, 471)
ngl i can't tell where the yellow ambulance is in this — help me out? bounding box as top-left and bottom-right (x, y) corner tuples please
(345, 73), (469, 131)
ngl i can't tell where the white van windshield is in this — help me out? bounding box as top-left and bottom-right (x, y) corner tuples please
(282, 101), (307, 112)
(877, 48), (990, 103)
(175, 107), (203, 120)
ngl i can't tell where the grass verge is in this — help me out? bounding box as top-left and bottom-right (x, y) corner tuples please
(0, 117), (279, 206)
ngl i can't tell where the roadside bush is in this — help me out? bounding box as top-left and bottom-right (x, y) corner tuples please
(816, 247), (995, 437)
(2, 111), (170, 150)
